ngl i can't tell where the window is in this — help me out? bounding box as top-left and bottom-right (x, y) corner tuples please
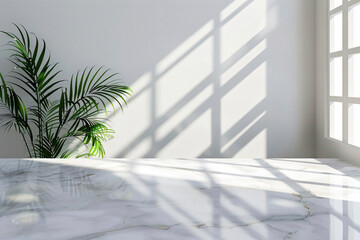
(327, 0), (360, 146)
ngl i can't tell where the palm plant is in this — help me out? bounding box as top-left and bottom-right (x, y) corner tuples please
(0, 25), (132, 158)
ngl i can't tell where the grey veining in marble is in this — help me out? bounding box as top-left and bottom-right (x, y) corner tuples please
(0, 158), (360, 240)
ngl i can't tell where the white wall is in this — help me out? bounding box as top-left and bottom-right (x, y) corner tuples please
(316, 0), (360, 166)
(0, 0), (315, 158)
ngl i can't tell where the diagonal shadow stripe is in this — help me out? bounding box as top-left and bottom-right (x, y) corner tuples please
(199, 99), (267, 157)
(116, 48), (267, 157)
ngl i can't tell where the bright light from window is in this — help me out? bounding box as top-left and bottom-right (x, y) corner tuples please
(349, 104), (360, 147)
(330, 57), (343, 96)
(330, 101), (343, 141)
(330, 0), (342, 11)
(330, 12), (343, 53)
(349, 3), (360, 49)
(349, 54), (360, 97)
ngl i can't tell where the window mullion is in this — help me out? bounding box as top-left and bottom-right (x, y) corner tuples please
(329, 51), (344, 58)
(330, 5), (343, 15)
(348, 46), (360, 54)
(349, 0), (360, 8)
(329, 96), (346, 102)
(343, 0), (349, 143)
(326, 0), (330, 139)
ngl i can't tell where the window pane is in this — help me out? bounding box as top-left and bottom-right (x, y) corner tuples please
(349, 54), (360, 97)
(349, 104), (360, 147)
(330, 12), (343, 52)
(330, 0), (342, 10)
(349, 2), (360, 49)
(330, 57), (343, 96)
(330, 101), (343, 141)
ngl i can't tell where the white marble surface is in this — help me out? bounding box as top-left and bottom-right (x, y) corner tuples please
(1, 158), (360, 240)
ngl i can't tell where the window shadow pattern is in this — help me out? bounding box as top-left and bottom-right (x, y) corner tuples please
(108, 0), (314, 159)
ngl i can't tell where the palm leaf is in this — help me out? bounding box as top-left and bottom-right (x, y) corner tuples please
(0, 25), (132, 158)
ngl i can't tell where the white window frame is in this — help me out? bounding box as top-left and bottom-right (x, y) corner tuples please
(326, 0), (360, 145)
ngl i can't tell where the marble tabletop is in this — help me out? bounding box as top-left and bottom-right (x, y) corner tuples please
(0, 158), (360, 240)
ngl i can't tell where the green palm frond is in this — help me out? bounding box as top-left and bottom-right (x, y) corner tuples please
(0, 73), (28, 131)
(0, 24), (132, 158)
(2, 25), (63, 104)
(0, 72), (34, 157)
(69, 67), (132, 113)
(68, 119), (114, 158)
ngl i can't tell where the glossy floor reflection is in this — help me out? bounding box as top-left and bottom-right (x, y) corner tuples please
(1, 158), (360, 240)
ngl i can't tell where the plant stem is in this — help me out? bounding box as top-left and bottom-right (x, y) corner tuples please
(37, 95), (42, 157)
(30, 54), (42, 158)
(21, 132), (32, 158)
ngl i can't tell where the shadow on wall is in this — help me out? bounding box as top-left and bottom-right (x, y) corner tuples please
(0, 0), (314, 158)
(107, 0), (314, 158)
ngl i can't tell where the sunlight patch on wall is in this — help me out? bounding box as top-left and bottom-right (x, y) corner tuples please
(156, 20), (214, 75)
(157, 109), (211, 158)
(220, 0), (266, 63)
(222, 112), (267, 158)
(157, 84), (212, 141)
(129, 72), (153, 100)
(221, 39), (267, 86)
(156, 35), (214, 117)
(105, 72), (152, 157)
(221, 62), (267, 136)
(220, 0), (248, 21)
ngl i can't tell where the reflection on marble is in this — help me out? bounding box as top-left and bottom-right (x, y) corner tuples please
(1, 158), (360, 239)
